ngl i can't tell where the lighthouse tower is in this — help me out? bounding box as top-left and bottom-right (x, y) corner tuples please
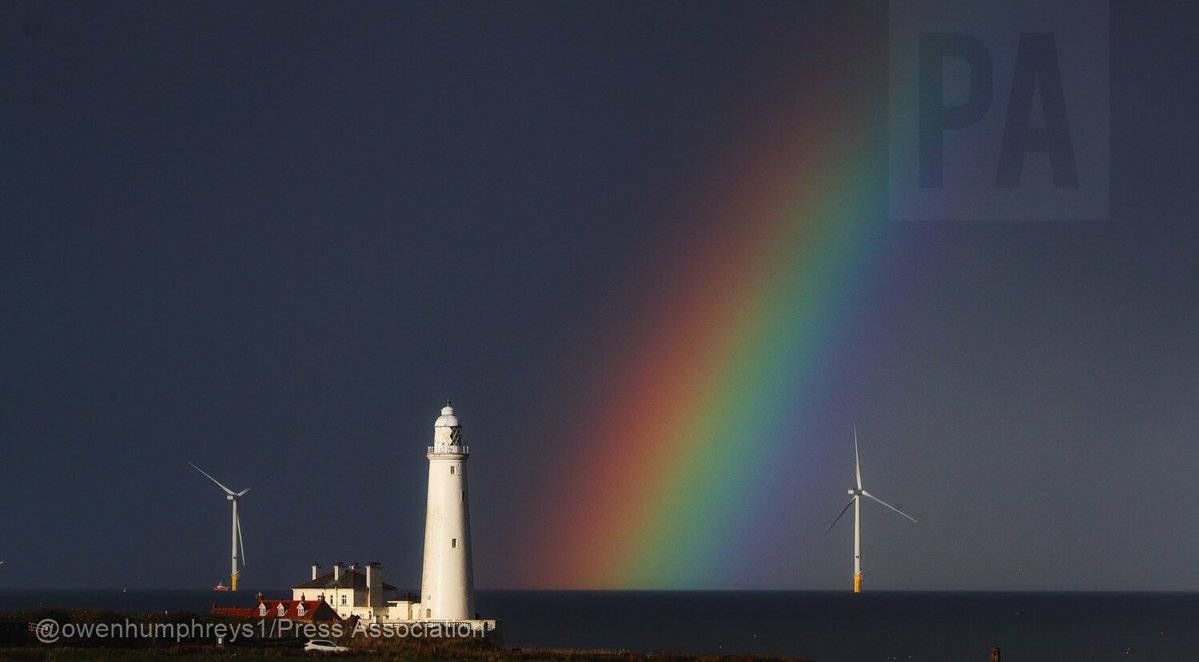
(419, 402), (475, 621)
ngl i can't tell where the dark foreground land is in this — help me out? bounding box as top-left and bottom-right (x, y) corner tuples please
(0, 610), (806, 661)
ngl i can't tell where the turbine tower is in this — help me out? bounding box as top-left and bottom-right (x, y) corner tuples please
(190, 463), (251, 591)
(826, 424), (917, 593)
(419, 402), (475, 621)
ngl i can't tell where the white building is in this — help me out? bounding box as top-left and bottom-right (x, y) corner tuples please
(418, 403), (475, 621)
(288, 404), (489, 629)
(290, 561), (413, 622)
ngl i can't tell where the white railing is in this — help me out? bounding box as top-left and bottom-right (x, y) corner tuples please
(427, 446), (469, 454)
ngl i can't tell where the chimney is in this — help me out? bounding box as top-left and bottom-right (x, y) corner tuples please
(366, 562), (383, 608)
(311, 562), (321, 580)
(333, 561), (343, 581)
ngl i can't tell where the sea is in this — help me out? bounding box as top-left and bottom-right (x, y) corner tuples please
(1, 590), (1197, 661)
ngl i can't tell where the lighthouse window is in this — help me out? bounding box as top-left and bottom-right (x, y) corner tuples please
(451, 538), (457, 548)
(450, 466), (455, 475)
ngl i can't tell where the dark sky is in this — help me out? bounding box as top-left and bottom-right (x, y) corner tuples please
(1, 1), (1197, 591)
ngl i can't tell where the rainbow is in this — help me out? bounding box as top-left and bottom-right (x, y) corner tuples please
(531, 87), (897, 589)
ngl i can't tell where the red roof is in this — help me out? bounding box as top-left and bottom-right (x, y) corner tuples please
(211, 598), (340, 622)
(260, 599), (325, 621)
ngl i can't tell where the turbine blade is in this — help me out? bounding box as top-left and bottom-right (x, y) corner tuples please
(853, 423), (862, 490)
(189, 463), (236, 496)
(235, 470), (274, 498)
(862, 490), (918, 523)
(235, 510), (246, 567)
(825, 498), (856, 535)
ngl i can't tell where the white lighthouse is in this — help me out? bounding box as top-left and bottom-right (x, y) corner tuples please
(418, 402), (475, 621)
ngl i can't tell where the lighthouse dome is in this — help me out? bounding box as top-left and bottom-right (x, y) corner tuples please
(435, 404), (459, 428)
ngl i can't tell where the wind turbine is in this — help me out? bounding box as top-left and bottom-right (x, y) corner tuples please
(826, 424), (917, 593)
(190, 463), (251, 591)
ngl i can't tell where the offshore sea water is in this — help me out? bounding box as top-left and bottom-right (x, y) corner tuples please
(1, 590), (1197, 661)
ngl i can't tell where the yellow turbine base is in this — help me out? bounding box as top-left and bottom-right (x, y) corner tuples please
(231, 573), (240, 592)
(853, 574), (862, 593)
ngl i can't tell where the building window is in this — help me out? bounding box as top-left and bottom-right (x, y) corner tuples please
(341, 595), (347, 606)
(451, 538), (457, 548)
(426, 608), (431, 618)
